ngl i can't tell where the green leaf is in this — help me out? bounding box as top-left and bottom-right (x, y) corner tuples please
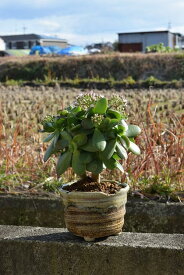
(101, 139), (116, 159)
(71, 124), (81, 133)
(73, 134), (87, 147)
(53, 131), (60, 147)
(57, 110), (68, 116)
(42, 122), (55, 132)
(43, 140), (55, 162)
(120, 119), (128, 131)
(80, 151), (93, 163)
(43, 132), (55, 143)
(107, 109), (122, 119)
(99, 117), (111, 131)
(60, 131), (72, 142)
(108, 119), (120, 128)
(116, 142), (128, 160)
(116, 125), (126, 136)
(71, 106), (81, 113)
(115, 162), (124, 173)
(56, 151), (72, 176)
(126, 125), (141, 138)
(72, 150), (86, 175)
(93, 98), (108, 114)
(129, 141), (141, 155)
(55, 118), (65, 129)
(55, 138), (68, 151)
(86, 159), (103, 174)
(120, 135), (130, 150)
(103, 157), (117, 170)
(92, 129), (106, 151)
(112, 153), (121, 161)
(81, 118), (94, 129)
(81, 138), (99, 152)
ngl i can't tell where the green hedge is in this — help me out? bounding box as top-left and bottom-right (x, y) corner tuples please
(0, 53), (184, 82)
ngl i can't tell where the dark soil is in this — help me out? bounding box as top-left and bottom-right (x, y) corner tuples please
(63, 177), (122, 194)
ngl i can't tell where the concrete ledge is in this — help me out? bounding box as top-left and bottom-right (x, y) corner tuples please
(0, 194), (183, 233)
(0, 225), (183, 275)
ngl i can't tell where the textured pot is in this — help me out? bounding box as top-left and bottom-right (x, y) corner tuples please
(60, 182), (129, 241)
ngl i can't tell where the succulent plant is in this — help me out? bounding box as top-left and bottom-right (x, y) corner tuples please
(41, 92), (141, 183)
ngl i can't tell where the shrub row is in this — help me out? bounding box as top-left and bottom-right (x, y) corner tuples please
(0, 53), (184, 83)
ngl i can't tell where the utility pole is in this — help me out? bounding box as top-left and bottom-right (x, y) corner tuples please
(23, 25), (27, 34)
(168, 21), (172, 30)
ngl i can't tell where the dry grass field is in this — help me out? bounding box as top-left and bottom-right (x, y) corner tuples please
(0, 86), (183, 198)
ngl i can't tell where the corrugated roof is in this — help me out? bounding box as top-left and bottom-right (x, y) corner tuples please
(118, 30), (182, 36)
(0, 33), (67, 42)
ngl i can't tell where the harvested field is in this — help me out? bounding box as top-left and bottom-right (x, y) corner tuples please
(0, 86), (183, 198)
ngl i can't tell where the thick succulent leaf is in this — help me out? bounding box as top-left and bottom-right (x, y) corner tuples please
(55, 118), (65, 129)
(116, 125), (126, 136)
(129, 141), (141, 155)
(116, 162), (124, 173)
(56, 151), (72, 176)
(60, 131), (72, 142)
(42, 122), (55, 132)
(116, 142), (128, 160)
(107, 109), (122, 119)
(92, 129), (106, 151)
(71, 106), (81, 113)
(76, 110), (86, 117)
(73, 134), (87, 147)
(81, 138), (99, 152)
(80, 151), (93, 163)
(103, 157), (117, 170)
(112, 153), (121, 161)
(93, 98), (108, 114)
(99, 117), (111, 131)
(86, 159), (103, 174)
(43, 132), (55, 143)
(53, 131), (60, 147)
(126, 125), (141, 138)
(70, 124), (81, 133)
(101, 139), (116, 159)
(43, 140), (55, 162)
(120, 135), (130, 150)
(108, 119), (120, 128)
(81, 118), (94, 129)
(57, 109), (68, 116)
(72, 150), (86, 175)
(55, 138), (68, 151)
(120, 119), (128, 131)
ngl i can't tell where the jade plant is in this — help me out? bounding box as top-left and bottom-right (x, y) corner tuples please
(41, 92), (141, 183)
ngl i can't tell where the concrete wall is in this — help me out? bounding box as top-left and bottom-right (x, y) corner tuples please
(0, 195), (183, 233)
(0, 225), (183, 275)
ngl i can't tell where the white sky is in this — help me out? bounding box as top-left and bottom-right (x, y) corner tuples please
(0, 0), (184, 45)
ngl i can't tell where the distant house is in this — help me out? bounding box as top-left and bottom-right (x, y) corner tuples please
(0, 38), (5, 51)
(118, 30), (183, 52)
(0, 34), (68, 50)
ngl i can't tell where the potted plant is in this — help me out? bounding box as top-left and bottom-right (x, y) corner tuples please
(41, 92), (141, 241)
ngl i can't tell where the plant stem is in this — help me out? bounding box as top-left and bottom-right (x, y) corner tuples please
(91, 174), (100, 184)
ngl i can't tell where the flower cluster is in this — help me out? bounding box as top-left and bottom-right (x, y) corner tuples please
(41, 115), (54, 125)
(91, 114), (104, 126)
(74, 91), (104, 110)
(108, 94), (127, 117)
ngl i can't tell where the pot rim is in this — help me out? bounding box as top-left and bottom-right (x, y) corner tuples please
(59, 180), (129, 196)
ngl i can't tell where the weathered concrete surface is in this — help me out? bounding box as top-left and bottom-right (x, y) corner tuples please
(0, 194), (183, 233)
(0, 225), (183, 275)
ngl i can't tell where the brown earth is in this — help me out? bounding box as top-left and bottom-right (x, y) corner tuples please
(63, 177), (122, 194)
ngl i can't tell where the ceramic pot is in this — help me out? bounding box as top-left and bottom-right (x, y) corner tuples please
(60, 182), (129, 241)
